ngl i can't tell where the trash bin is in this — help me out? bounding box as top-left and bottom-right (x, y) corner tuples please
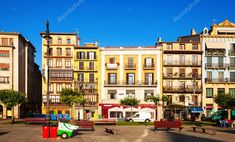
(50, 124), (58, 138)
(42, 123), (50, 138)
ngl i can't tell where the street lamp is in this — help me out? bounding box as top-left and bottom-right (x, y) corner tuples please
(43, 20), (52, 123)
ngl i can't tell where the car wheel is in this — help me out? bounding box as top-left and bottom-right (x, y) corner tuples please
(129, 119), (134, 122)
(145, 119), (150, 123)
(61, 133), (68, 139)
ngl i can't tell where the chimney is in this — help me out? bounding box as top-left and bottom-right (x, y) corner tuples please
(191, 28), (197, 35)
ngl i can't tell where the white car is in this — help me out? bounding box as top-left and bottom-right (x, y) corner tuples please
(127, 111), (153, 122)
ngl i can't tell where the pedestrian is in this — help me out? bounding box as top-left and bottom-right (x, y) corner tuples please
(231, 120), (235, 128)
(223, 117), (228, 128)
(219, 118), (223, 127)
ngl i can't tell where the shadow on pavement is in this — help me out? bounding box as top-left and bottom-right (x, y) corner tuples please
(167, 131), (222, 142)
(0, 131), (10, 136)
(216, 129), (235, 134)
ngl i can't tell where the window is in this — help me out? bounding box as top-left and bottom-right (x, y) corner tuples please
(56, 84), (63, 92)
(180, 55), (185, 65)
(9, 38), (13, 45)
(179, 68), (185, 77)
(126, 90), (135, 98)
(58, 110), (62, 114)
(77, 52), (85, 59)
(145, 73), (153, 85)
(65, 60), (71, 67)
(229, 88), (235, 96)
(89, 73), (94, 83)
(67, 38), (71, 44)
(218, 71), (224, 82)
(88, 52), (95, 59)
(58, 38), (62, 44)
(126, 73), (135, 85)
(179, 95), (185, 102)
(206, 88), (213, 98)
(78, 73), (84, 82)
(108, 73), (117, 84)
(192, 55), (198, 65)
(109, 58), (115, 64)
(192, 44), (198, 50)
(0, 63), (9, 71)
(217, 88), (225, 95)
(57, 48), (62, 56)
(110, 93), (116, 99)
(144, 90), (154, 101)
(2, 38), (8, 45)
(49, 48), (53, 56)
(56, 59), (62, 67)
(166, 44), (172, 50)
(192, 69), (198, 78)
(49, 59), (53, 67)
(167, 68), (172, 76)
(179, 81), (185, 89)
(49, 84), (53, 93)
(89, 62), (94, 70)
(79, 62), (84, 70)
(0, 50), (10, 57)
(145, 58), (153, 67)
(179, 44), (185, 50)
(128, 57), (134, 67)
(166, 55), (172, 65)
(0, 76), (10, 84)
(66, 48), (71, 56)
(230, 72), (235, 82)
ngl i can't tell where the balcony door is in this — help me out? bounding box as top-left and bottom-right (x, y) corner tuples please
(179, 81), (185, 89)
(109, 73), (117, 84)
(192, 55), (198, 65)
(218, 57), (224, 67)
(180, 55), (185, 65)
(127, 73), (135, 85)
(145, 73), (153, 85)
(207, 71), (212, 82)
(167, 81), (172, 89)
(192, 69), (198, 78)
(128, 57), (134, 67)
(207, 57), (212, 67)
(231, 72), (235, 82)
(218, 72), (224, 82)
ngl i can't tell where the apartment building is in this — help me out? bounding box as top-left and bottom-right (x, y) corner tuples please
(160, 42), (203, 116)
(179, 20), (235, 116)
(0, 32), (36, 119)
(74, 42), (99, 120)
(99, 46), (162, 120)
(40, 32), (78, 116)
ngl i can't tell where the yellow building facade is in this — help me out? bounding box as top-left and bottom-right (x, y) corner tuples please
(74, 42), (99, 120)
(40, 32), (78, 116)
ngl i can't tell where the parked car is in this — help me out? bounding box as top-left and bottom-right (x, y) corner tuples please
(127, 111), (153, 122)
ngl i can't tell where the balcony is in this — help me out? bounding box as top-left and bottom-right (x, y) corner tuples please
(229, 51), (235, 56)
(125, 64), (136, 70)
(143, 64), (155, 70)
(205, 78), (235, 84)
(205, 50), (225, 56)
(163, 73), (202, 80)
(164, 60), (201, 67)
(104, 80), (157, 87)
(205, 63), (228, 69)
(163, 85), (202, 93)
(229, 64), (235, 70)
(106, 63), (118, 70)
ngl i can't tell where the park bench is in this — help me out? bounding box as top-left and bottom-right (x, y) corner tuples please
(95, 119), (117, 125)
(25, 118), (47, 124)
(192, 126), (216, 135)
(71, 120), (95, 131)
(104, 127), (118, 135)
(154, 120), (183, 131)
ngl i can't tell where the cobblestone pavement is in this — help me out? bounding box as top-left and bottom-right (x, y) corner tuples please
(0, 124), (234, 142)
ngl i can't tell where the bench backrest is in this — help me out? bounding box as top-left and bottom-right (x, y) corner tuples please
(154, 120), (182, 128)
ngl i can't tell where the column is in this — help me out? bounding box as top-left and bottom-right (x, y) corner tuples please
(120, 54), (123, 84)
(138, 54), (142, 84)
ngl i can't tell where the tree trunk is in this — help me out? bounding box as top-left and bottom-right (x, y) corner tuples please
(131, 106), (133, 117)
(11, 107), (14, 125)
(228, 109), (231, 120)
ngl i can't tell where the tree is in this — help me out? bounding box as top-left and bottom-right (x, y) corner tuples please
(120, 97), (140, 117)
(162, 95), (169, 105)
(147, 96), (159, 120)
(60, 88), (84, 119)
(0, 90), (26, 124)
(214, 93), (235, 120)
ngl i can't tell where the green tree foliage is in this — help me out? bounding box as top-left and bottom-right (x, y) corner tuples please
(162, 95), (169, 104)
(214, 93), (233, 109)
(120, 97), (140, 117)
(147, 96), (160, 105)
(0, 90), (26, 124)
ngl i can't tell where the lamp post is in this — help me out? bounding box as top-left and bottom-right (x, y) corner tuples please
(43, 20), (52, 123)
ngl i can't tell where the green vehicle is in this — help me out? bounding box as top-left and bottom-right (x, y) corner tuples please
(210, 110), (235, 121)
(57, 122), (79, 139)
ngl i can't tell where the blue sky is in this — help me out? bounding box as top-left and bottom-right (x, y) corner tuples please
(1, 0), (235, 69)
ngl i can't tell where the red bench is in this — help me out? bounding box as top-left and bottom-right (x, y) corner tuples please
(95, 119), (117, 125)
(154, 120), (183, 131)
(25, 118), (47, 124)
(71, 120), (95, 131)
